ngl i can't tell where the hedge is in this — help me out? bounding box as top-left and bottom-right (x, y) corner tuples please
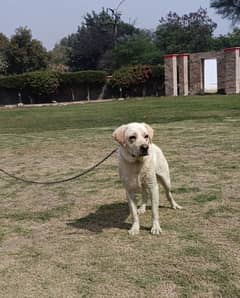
(0, 73), (26, 90)
(59, 71), (107, 86)
(0, 70), (107, 97)
(0, 67), (164, 102)
(0, 71), (59, 96)
(24, 71), (59, 96)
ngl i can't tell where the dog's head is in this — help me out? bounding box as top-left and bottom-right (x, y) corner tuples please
(113, 122), (154, 158)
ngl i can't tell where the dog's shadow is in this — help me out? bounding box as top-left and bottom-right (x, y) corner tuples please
(67, 202), (171, 234)
(67, 202), (131, 233)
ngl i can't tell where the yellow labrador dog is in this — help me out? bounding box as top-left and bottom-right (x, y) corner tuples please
(113, 122), (182, 235)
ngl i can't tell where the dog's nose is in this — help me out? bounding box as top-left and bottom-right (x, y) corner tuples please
(140, 144), (149, 155)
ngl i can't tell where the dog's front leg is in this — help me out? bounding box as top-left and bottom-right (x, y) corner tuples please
(126, 191), (140, 235)
(150, 184), (162, 235)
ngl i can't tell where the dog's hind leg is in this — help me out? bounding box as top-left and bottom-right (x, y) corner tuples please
(154, 146), (182, 210)
(157, 175), (182, 210)
(138, 189), (148, 215)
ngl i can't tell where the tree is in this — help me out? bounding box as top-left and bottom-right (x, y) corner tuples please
(210, 0), (240, 24)
(64, 9), (115, 70)
(6, 27), (49, 74)
(0, 33), (9, 74)
(155, 8), (217, 54)
(49, 37), (70, 66)
(57, 8), (138, 71)
(112, 32), (162, 69)
(49, 37), (70, 72)
(0, 33), (9, 51)
(0, 53), (8, 74)
(211, 27), (240, 49)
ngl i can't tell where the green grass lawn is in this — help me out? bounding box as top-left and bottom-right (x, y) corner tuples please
(0, 95), (240, 133)
(0, 95), (239, 297)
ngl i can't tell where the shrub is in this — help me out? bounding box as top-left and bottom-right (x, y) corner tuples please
(111, 65), (162, 88)
(110, 65), (150, 88)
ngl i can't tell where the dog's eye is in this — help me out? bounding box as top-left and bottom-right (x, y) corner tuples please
(144, 135), (149, 139)
(129, 136), (136, 141)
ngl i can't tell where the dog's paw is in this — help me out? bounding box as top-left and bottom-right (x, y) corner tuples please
(128, 224), (140, 236)
(151, 221), (162, 235)
(172, 203), (183, 210)
(137, 205), (146, 215)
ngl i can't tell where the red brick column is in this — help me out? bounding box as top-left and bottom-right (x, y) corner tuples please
(224, 47), (240, 94)
(178, 54), (189, 96)
(164, 54), (178, 96)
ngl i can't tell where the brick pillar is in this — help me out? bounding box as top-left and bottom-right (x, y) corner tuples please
(178, 54), (189, 96)
(188, 54), (202, 95)
(217, 55), (225, 94)
(164, 54), (178, 96)
(224, 47), (240, 94)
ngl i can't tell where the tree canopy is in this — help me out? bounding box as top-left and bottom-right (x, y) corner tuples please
(112, 32), (162, 69)
(210, 0), (240, 24)
(6, 27), (49, 74)
(155, 8), (217, 54)
(0, 33), (9, 74)
(58, 8), (139, 71)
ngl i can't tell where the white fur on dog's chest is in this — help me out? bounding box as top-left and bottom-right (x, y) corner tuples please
(119, 156), (156, 192)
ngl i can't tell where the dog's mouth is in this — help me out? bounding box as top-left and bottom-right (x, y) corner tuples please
(131, 151), (149, 158)
(140, 151), (149, 156)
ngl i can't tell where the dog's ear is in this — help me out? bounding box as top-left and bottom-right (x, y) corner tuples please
(143, 123), (154, 142)
(112, 125), (127, 146)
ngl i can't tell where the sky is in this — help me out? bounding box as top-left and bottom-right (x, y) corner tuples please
(0, 0), (233, 50)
